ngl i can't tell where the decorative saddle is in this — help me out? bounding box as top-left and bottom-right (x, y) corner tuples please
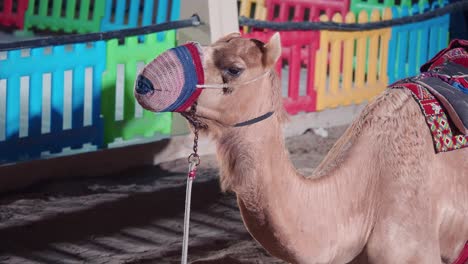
(389, 39), (468, 153)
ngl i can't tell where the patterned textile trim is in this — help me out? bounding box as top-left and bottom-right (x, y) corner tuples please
(390, 82), (468, 153)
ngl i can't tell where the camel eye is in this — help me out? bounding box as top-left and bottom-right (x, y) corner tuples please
(226, 67), (243, 77)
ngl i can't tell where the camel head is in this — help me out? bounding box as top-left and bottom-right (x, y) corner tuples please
(134, 32), (287, 136)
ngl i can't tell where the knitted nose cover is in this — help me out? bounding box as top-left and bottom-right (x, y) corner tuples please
(135, 42), (204, 112)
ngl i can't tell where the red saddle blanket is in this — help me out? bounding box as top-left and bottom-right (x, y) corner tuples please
(454, 242), (468, 264)
(389, 39), (468, 153)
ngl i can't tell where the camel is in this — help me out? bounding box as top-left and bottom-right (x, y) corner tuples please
(134, 32), (468, 263)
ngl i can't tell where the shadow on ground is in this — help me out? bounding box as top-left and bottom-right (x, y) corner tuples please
(0, 125), (347, 263)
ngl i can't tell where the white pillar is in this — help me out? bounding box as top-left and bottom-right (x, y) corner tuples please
(173, 0), (239, 135)
(178, 0), (239, 45)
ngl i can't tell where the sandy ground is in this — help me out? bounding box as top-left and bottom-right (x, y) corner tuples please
(0, 125), (348, 264)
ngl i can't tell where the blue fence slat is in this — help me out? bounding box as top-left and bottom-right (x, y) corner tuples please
(171, 0), (181, 21)
(29, 48), (44, 139)
(156, 0), (168, 24)
(388, 7), (397, 83)
(418, 24), (429, 65)
(156, 0), (169, 41)
(72, 66), (84, 130)
(102, 0), (114, 30)
(396, 7), (409, 82)
(115, 0), (126, 25)
(406, 5), (419, 77)
(29, 72), (43, 137)
(93, 41), (106, 149)
(388, 0), (450, 83)
(429, 26), (439, 58)
(128, 1), (140, 28)
(6, 74), (20, 140)
(142, 0), (155, 26)
(72, 44), (86, 133)
(51, 46), (65, 134)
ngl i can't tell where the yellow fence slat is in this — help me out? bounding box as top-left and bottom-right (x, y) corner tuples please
(367, 10), (381, 84)
(315, 8), (392, 111)
(342, 12), (355, 95)
(355, 11), (368, 90)
(329, 13), (343, 96)
(315, 14), (329, 101)
(239, 0), (267, 32)
(379, 8), (392, 85)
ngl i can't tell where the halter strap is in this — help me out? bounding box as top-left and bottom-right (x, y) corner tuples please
(195, 70), (271, 89)
(189, 69), (275, 128)
(233, 111), (275, 127)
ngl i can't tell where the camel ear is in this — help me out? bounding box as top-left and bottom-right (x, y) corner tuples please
(263, 32), (281, 68)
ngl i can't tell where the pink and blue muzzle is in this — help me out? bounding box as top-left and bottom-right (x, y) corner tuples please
(134, 42), (205, 112)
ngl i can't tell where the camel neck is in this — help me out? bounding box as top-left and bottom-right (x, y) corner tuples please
(216, 114), (293, 194)
(215, 116), (377, 262)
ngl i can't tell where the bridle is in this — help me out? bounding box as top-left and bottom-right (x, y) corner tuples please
(181, 68), (275, 129)
(180, 68), (275, 264)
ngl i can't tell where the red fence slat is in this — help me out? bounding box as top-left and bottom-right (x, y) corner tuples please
(0, 0), (29, 29)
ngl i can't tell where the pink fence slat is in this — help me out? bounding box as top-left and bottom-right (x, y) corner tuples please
(0, 0), (29, 29)
(244, 31), (317, 114)
(266, 0), (350, 22)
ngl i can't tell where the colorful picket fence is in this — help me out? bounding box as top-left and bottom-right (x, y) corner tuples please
(24, 0), (106, 33)
(0, 0), (180, 163)
(315, 9), (392, 110)
(239, 0), (450, 113)
(0, 42), (105, 163)
(387, 1), (450, 83)
(242, 0), (351, 114)
(0, 0), (29, 29)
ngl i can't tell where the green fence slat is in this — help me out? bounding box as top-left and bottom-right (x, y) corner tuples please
(351, 0), (412, 14)
(66, 0), (76, 21)
(80, 0), (91, 22)
(39, 0), (48, 16)
(24, 0), (105, 33)
(52, 0), (62, 18)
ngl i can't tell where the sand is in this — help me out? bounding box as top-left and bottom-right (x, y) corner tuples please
(0, 125), (348, 264)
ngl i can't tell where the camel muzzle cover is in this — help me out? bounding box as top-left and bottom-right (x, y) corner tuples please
(134, 42), (204, 112)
